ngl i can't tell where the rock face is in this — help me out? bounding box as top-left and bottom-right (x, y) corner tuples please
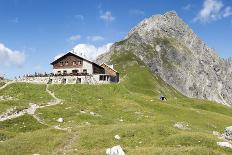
(223, 126), (232, 140)
(97, 11), (232, 105)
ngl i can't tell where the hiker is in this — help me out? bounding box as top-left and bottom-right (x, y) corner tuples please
(160, 96), (167, 101)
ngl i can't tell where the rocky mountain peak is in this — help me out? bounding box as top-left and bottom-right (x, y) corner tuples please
(97, 11), (232, 106)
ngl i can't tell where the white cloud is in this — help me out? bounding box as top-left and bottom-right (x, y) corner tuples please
(129, 9), (145, 16)
(223, 6), (232, 17)
(0, 43), (25, 67)
(100, 11), (115, 23)
(194, 0), (232, 23)
(54, 52), (66, 60)
(73, 43), (113, 60)
(54, 43), (112, 61)
(87, 35), (104, 42)
(194, 0), (223, 23)
(68, 34), (81, 42)
(182, 4), (192, 10)
(74, 14), (84, 20)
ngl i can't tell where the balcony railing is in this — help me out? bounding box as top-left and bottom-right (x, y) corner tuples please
(23, 72), (90, 78)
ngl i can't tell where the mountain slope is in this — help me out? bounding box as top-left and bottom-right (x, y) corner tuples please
(1, 11), (232, 155)
(1, 51), (232, 154)
(0, 51), (232, 155)
(97, 11), (232, 106)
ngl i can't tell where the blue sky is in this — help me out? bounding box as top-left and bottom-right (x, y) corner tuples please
(0, 0), (232, 79)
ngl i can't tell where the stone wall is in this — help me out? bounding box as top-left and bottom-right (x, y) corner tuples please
(17, 75), (115, 85)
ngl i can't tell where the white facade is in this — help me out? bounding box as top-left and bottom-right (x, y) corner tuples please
(82, 60), (93, 74)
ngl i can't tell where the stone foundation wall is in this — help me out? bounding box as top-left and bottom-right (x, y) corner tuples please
(16, 75), (114, 85)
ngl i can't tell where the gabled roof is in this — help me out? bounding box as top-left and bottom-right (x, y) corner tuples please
(50, 52), (103, 68)
(101, 63), (118, 73)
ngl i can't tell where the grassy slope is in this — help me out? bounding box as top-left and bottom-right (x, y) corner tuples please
(0, 82), (5, 87)
(0, 83), (53, 113)
(0, 51), (232, 154)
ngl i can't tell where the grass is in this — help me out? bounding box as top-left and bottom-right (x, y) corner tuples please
(0, 51), (232, 154)
(0, 83), (53, 114)
(0, 82), (5, 87)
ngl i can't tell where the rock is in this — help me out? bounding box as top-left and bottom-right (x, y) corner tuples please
(223, 126), (232, 140)
(80, 110), (86, 114)
(212, 131), (221, 137)
(96, 11), (232, 106)
(114, 135), (121, 140)
(155, 45), (161, 52)
(222, 126), (232, 140)
(217, 142), (232, 149)
(106, 145), (125, 155)
(174, 122), (190, 130)
(85, 122), (90, 125)
(0, 95), (15, 101)
(26, 104), (39, 115)
(57, 118), (64, 123)
(90, 112), (95, 116)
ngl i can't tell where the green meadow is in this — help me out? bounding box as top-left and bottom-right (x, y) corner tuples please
(0, 51), (232, 155)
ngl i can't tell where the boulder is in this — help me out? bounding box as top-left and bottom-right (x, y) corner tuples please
(174, 122), (190, 130)
(224, 126), (232, 140)
(90, 112), (95, 116)
(217, 142), (232, 149)
(114, 135), (121, 140)
(106, 145), (125, 155)
(57, 118), (64, 123)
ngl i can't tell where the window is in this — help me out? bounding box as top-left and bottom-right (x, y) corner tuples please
(72, 70), (79, 74)
(48, 79), (53, 84)
(65, 61), (68, 66)
(57, 71), (61, 74)
(78, 60), (82, 65)
(77, 78), (81, 83)
(63, 70), (67, 75)
(60, 61), (64, 66)
(83, 69), (87, 73)
(100, 75), (106, 81)
(62, 78), (66, 84)
(73, 61), (76, 65)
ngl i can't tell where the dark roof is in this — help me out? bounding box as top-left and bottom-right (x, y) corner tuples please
(50, 52), (103, 68)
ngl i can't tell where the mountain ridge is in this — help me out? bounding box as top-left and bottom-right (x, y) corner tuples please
(97, 11), (232, 106)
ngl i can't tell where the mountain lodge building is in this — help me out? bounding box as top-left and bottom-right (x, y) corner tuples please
(18, 52), (119, 84)
(51, 52), (105, 76)
(47, 52), (119, 84)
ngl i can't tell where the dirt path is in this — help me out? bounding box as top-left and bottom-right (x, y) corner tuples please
(0, 84), (62, 122)
(0, 81), (15, 91)
(0, 83), (79, 154)
(52, 130), (79, 155)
